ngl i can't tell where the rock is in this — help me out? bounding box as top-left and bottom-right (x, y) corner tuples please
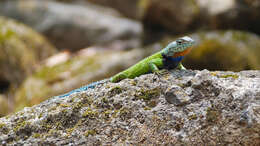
(0, 0), (142, 51)
(54, 0), (141, 19)
(0, 95), (9, 117)
(161, 30), (260, 71)
(205, 0), (260, 34)
(86, 0), (141, 19)
(141, 0), (260, 43)
(141, 0), (199, 43)
(14, 47), (154, 112)
(0, 16), (57, 90)
(1, 69), (260, 145)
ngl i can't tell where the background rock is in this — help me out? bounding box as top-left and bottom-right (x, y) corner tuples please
(161, 31), (260, 71)
(0, 70), (259, 145)
(0, 0), (142, 51)
(0, 95), (9, 117)
(141, 0), (260, 43)
(141, 0), (199, 43)
(0, 16), (57, 91)
(206, 0), (260, 34)
(86, 0), (141, 19)
(52, 0), (141, 19)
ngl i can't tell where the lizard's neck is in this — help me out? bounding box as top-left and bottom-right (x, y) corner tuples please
(172, 47), (192, 58)
(169, 56), (184, 62)
(162, 54), (184, 69)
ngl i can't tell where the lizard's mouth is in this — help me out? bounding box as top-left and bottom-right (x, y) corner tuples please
(173, 47), (192, 57)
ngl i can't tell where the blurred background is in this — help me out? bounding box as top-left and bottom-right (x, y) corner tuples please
(0, 0), (259, 117)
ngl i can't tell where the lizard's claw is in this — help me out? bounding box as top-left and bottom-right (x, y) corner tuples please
(160, 69), (169, 75)
(154, 69), (168, 76)
(152, 70), (168, 81)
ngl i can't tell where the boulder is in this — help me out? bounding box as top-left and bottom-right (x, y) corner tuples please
(0, 95), (9, 117)
(86, 0), (141, 19)
(141, 0), (260, 43)
(161, 31), (260, 71)
(0, 0), (142, 50)
(0, 70), (259, 145)
(0, 16), (57, 89)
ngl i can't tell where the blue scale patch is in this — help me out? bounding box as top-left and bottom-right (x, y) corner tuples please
(162, 55), (184, 69)
(169, 56), (184, 62)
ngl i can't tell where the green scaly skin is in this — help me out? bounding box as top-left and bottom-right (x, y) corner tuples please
(110, 51), (163, 82)
(58, 36), (195, 98)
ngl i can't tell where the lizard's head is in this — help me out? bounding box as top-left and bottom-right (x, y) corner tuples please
(163, 36), (195, 57)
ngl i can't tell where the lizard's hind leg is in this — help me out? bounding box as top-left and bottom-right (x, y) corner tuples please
(110, 73), (127, 83)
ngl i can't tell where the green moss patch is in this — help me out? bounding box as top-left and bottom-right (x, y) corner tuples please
(137, 88), (160, 101)
(219, 74), (239, 79)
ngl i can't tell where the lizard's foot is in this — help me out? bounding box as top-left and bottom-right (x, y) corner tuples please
(154, 69), (168, 76)
(152, 69), (168, 81)
(159, 69), (169, 75)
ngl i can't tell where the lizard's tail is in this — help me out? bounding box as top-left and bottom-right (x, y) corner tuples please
(58, 79), (109, 98)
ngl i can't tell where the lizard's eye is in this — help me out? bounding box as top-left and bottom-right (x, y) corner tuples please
(176, 40), (182, 45)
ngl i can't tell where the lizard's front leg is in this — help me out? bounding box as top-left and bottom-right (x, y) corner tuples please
(177, 63), (186, 70)
(149, 62), (160, 73)
(148, 58), (165, 78)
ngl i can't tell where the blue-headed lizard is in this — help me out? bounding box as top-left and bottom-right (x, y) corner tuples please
(58, 36), (195, 98)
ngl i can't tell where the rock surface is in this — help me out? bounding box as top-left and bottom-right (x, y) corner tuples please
(0, 0), (142, 50)
(0, 70), (259, 145)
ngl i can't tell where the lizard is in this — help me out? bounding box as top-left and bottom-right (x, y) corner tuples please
(58, 36), (195, 98)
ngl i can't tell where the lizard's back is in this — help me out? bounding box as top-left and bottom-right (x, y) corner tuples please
(110, 51), (163, 82)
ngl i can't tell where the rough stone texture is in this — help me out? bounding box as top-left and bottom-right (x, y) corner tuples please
(0, 0), (142, 51)
(0, 70), (259, 145)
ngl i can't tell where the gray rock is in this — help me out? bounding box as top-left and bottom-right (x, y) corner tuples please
(0, 0), (142, 50)
(162, 30), (260, 71)
(0, 95), (9, 117)
(86, 0), (141, 19)
(0, 16), (57, 109)
(142, 0), (260, 43)
(0, 70), (260, 145)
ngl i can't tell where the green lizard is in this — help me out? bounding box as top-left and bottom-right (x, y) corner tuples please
(58, 36), (195, 98)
